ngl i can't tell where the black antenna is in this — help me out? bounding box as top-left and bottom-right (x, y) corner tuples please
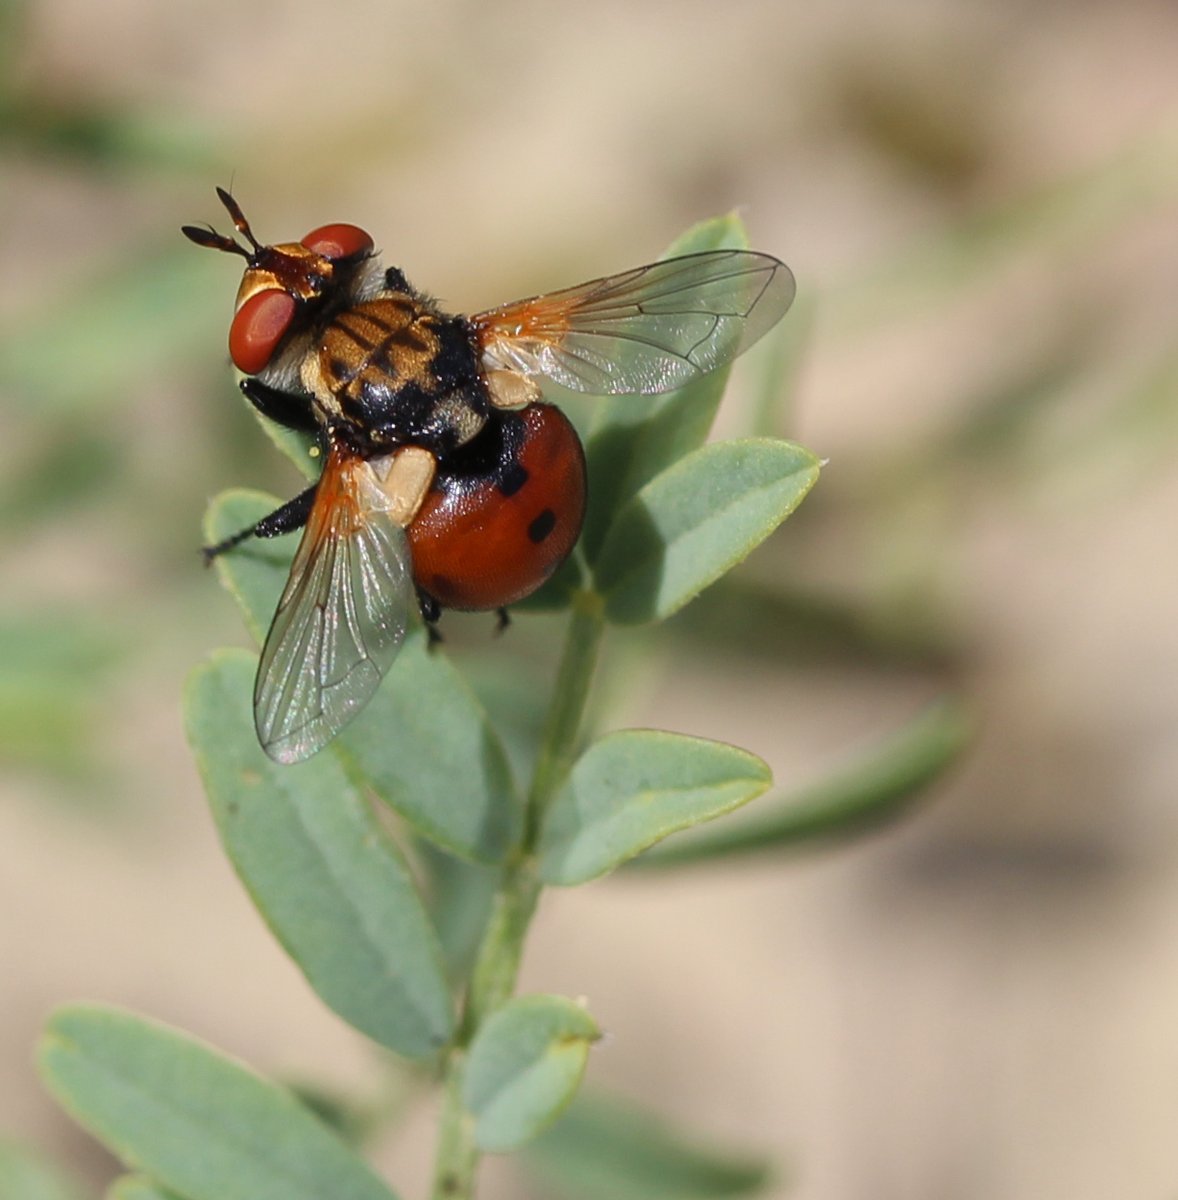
(180, 188), (264, 259)
(216, 187), (262, 251)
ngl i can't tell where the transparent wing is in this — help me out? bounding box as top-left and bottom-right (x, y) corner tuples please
(471, 250), (795, 396)
(254, 448), (412, 764)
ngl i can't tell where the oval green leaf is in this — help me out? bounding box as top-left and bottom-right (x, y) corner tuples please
(186, 650), (454, 1057)
(538, 730), (772, 886)
(203, 489), (296, 643)
(251, 419), (320, 481)
(203, 492), (522, 863)
(337, 633), (522, 862)
(464, 995), (599, 1153)
(580, 215), (752, 562)
(39, 1007), (401, 1200)
(523, 1087), (771, 1200)
(594, 439), (820, 626)
(632, 700), (971, 868)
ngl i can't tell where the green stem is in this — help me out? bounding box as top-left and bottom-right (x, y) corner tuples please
(524, 590), (606, 850)
(429, 588), (605, 1200)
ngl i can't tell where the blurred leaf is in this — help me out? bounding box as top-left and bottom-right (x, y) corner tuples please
(885, 335), (1178, 512)
(0, 614), (125, 778)
(595, 440), (820, 626)
(0, 1139), (84, 1200)
(832, 123), (1178, 332)
(829, 55), (993, 193)
(523, 1087), (772, 1200)
(746, 292), (814, 439)
(40, 1006), (401, 1200)
(0, 0), (29, 92)
(0, 425), (121, 532)
(580, 215), (751, 560)
(204, 492), (522, 863)
(1029, 343), (1178, 489)
(463, 996), (599, 1153)
(633, 700), (970, 868)
(0, 247), (227, 413)
(186, 651), (454, 1058)
(106, 1178), (185, 1200)
(285, 1083), (380, 1149)
(538, 730), (771, 886)
(0, 100), (219, 168)
(0, 613), (124, 679)
(665, 575), (957, 670)
(901, 330), (1096, 479)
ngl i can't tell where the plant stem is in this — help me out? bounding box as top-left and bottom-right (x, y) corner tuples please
(429, 588), (605, 1200)
(523, 589), (606, 851)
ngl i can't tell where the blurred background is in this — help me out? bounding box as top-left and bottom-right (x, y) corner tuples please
(3, 1), (1178, 1198)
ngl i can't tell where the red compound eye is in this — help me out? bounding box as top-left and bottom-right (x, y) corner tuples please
(300, 223), (373, 260)
(229, 289), (297, 374)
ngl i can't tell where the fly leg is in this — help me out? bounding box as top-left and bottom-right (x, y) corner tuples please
(416, 588), (444, 646)
(239, 379), (319, 433)
(201, 486), (316, 564)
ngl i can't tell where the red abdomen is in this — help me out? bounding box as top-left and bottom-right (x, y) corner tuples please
(408, 403), (587, 611)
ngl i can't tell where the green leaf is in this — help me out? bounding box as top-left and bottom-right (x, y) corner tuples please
(415, 841), (499, 984)
(203, 493), (522, 863)
(203, 490), (297, 643)
(461, 645), (557, 786)
(580, 215), (752, 561)
(242, 406), (321, 480)
(463, 996), (599, 1152)
(0, 1140), (84, 1200)
(39, 1006), (401, 1200)
(665, 575), (957, 670)
(594, 439), (820, 626)
(523, 1088), (772, 1200)
(747, 291), (814, 439)
(255, 422), (320, 481)
(285, 1082), (380, 1149)
(185, 651), (454, 1058)
(632, 700), (971, 868)
(538, 730), (771, 886)
(106, 1178), (185, 1200)
(338, 632), (522, 862)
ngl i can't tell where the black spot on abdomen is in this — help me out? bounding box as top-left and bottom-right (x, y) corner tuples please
(499, 462), (529, 497)
(527, 509), (556, 544)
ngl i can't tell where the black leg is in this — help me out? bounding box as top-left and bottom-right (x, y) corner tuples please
(416, 589), (444, 645)
(239, 379), (319, 434)
(202, 486), (317, 563)
(495, 608), (511, 634)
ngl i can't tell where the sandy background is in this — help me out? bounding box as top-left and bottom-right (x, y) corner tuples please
(3, 2), (1178, 1198)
